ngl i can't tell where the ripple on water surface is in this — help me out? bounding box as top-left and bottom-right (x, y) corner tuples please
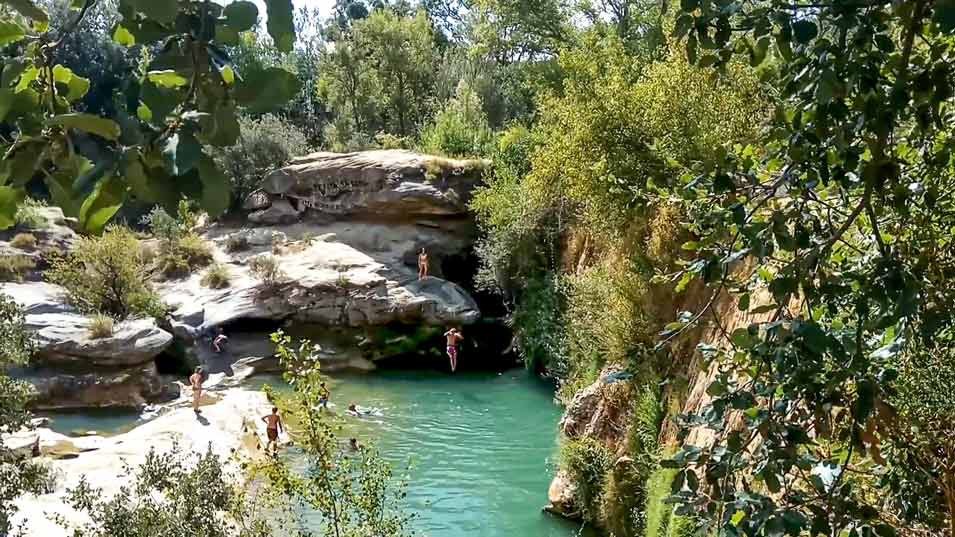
(253, 369), (592, 537)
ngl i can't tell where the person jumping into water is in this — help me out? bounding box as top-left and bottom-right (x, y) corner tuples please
(444, 327), (463, 373)
(261, 407), (283, 454)
(417, 248), (429, 280)
(189, 367), (204, 413)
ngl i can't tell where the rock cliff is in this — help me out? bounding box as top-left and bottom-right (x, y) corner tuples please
(3, 282), (174, 409)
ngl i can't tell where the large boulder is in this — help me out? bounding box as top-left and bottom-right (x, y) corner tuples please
(2, 283), (174, 367)
(1, 282), (175, 409)
(257, 150), (487, 219)
(19, 363), (171, 410)
(158, 237), (480, 335)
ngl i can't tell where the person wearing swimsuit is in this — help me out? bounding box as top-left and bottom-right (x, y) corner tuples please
(418, 248), (429, 280)
(318, 381), (330, 411)
(261, 407), (283, 454)
(444, 327), (463, 372)
(189, 367), (203, 413)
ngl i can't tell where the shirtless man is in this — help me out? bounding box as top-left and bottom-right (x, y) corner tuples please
(444, 327), (464, 373)
(318, 381), (330, 411)
(261, 407), (283, 454)
(189, 367), (204, 413)
(417, 248), (429, 280)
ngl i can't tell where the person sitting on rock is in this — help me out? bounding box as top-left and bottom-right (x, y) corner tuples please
(444, 327), (464, 373)
(417, 248), (429, 280)
(261, 407), (283, 455)
(212, 328), (228, 353)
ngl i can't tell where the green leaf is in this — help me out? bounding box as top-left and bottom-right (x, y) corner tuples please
(139, 80), (178, 125)
(681, 241), (699, 251)
(200, 100), (240, 147)
(48, 113), (120, 140)
(731, 510), (746, 526)
(198, 155), (230, 217)
(234, 67), (302, 113)
(224, 1), (258, 32)
(0, 186), (24, 229)
(738, 293), (750, 312)
(79, 175), (125, 234)
(162, 130), (201, 176)
(221, 65), (235, 85)
(1, 0), (48, 22)
(123, 155), (159, 203)
(113, 24), (136, 47)
(136, 103), (152, 122)
(1, 60), (25, 88)
(934, 0), (955, 32)
(147, 70), (189, 88)
(129, 0), (177, 24)
(216, 24), (240, 46)
(792, 19), (818, 44)
(0, 20), (26, 46)
(0, 88), (12, 122)
(264, 0), (295, 53)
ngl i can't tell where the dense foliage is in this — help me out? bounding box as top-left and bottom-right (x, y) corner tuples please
(47, 225), (163, 319)
(0, 294), (52, 535)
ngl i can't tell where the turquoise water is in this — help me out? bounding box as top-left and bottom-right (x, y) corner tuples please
(43, 369), (589, 537)
(250, 369), (588, 537)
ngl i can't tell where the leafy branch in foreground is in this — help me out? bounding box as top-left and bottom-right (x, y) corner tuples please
(663, 1), (955, 536)
(260, 330), (416, 537)
(0, 293), (53, 536)
(0, 0), (300, 233)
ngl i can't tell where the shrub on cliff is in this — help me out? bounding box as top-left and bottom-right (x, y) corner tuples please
(216, 114), (312, 208)
(201, 263), (231, 289)
(87, 314), (114, 339)
(14, 198), (48, 230)
(47, 226), (164, 320)
(10, 233), (37, 250)
(249, 255), (284, 287)
(559, 437), (614, 523)
(0, 255), (35, 282)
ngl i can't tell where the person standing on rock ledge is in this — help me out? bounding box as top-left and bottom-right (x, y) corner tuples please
(190, 367), (204, 413)
(261, 407), (284, 455)
(444, 327), (464, 372)
(418, 248), (429, 280)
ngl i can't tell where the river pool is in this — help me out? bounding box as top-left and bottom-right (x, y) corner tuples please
(42, 368), (591, 537)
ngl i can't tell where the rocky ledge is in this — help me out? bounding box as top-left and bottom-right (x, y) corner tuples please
(3, 282), (174, 409)
(249, 149), (488, 224)
(10, 388), (272, 536)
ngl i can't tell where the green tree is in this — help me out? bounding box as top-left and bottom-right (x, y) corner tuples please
(420, 80), (494, 157)
(0, 0), (300, 231)
(354, 9), (437, 136)
(663, 1), (955, 535)
(0, 294), (53, 535)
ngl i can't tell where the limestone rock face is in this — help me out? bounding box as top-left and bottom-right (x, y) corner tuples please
(258, 150), (487, 219)
(248, 197), (300, 225)
(559, 366), (633, 446)
(545, 470), (580, 518)
(20, 363), (170, 410)
(2, 282), (175, 408)
(159, 227), (480, 336)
